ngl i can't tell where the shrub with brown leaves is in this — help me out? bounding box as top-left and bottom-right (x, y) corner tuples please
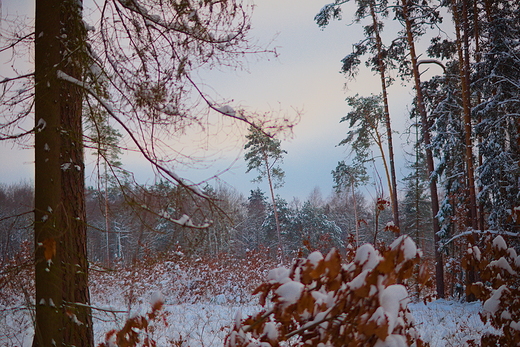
(225, 235), (428, 347)
(464, 235), (520, 346)
(98, 293), (168, 347)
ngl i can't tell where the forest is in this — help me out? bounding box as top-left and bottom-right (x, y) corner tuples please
(0, 0), (519, 346)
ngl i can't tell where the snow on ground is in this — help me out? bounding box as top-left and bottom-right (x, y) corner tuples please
(0, 252), (499, 346)
(92, 302), (261, 346)
(410, 299), (498, 346)
(1, 296), (497, 346)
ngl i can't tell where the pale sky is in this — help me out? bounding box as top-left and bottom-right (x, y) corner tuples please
(0, 0), (428, 201)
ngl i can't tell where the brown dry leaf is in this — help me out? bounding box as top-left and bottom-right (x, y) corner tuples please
(418, 264), (431, 286)
(324, 250), (341, 279)
(377, 253), (396, 274)
(480, 269), (491, 282)
(296, 292), (315, 315)
(353, 283), (370, 297)
(360, 317), (389, 341)
(395, 247), (405, 265)
(384, 223), (400, 234)
(461, 256), (469, 270)
(253, 283), (271, 306)
(376, 198), (390, 211)
(470, 284), (483, 299)
(301, 266), (314, 285)
(400, 262), (415, 279)
(42, 238), (56, 261)
(479, 259), (490, 271)
(327, 277), (342, 292)
(357, 219), (368, 227)
(309, 261), (326, 281)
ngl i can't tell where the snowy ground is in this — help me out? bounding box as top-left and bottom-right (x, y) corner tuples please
(1, 296), (497, 346)
(410, 300), (497, 346)
(0, 251), (499, 346)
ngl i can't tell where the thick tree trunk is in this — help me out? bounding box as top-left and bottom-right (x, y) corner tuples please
(452, 0), (479, 302)
(401, 0), (445, 298)
(34, 0), (93, 346)
(452, 0), (478, 231)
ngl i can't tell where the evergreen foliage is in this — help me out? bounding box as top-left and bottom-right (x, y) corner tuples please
(474, 1), (520, 231)
(244, 127), (287, 189)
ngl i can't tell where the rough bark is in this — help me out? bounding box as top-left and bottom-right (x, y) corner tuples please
(452, 0), (479, 302)
(452, 0), (478, 230)
(401, 0), (445, 298)
(34, 0), (93, 345)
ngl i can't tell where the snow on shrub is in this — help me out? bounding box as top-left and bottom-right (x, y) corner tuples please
(225, 235), (428, 347)
(98, 292), (167, 347)
(464, 235), (520, 346)
(90, 249), (277, 308)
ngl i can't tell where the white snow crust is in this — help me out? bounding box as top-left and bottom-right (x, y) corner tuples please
(390, 235), (417, 261)
(380, 284), (409, 333)
(483, 284), (507, 314)
(3, 292), (500, 347)
(492, 235), (507, 250)
(354, 243), (380, 270)
(489, 257), (516, 275)
(216, 105), (236, 117)
(275, 280), (304, 305)
(150, 291), (165, 307)
(267, 267), (290, 284)
(307, 251), (323, 266)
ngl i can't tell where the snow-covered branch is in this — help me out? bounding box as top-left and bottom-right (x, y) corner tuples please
(440, 229), (520, 250)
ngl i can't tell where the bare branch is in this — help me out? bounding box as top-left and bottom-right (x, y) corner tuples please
(416, 59), (446, 73)
(0, 73), (34, 84)
(0, 32), (34, 54)
(57, 69), (210, 200)
(0, 126), (36, 141)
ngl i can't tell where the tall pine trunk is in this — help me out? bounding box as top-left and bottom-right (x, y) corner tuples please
(452, 0), (478, 230)
(369, 0), (400, 231)
(452, 0), (479, 302)
(264, 151), (284, 262)
(401, 0), (445, 298)
(34, 0), (93, 345)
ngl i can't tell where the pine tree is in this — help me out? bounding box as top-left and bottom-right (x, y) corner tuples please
(262, 196), (294, 257)
(336, 94), (394, 206)
(401, 148), (433, 255)
(33, 0), (93, 344)
(244, 126), (287, 260)
(316, 0), (401, 229)
(474, 1), (520, 231)
(244, 188), (268, 251)
(292, 200), (343, 254)
(394, 0), (445, 298)
(332, 160), (369, 246)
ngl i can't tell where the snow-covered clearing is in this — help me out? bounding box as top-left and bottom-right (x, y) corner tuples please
(410, 300), (496, 346)
(1, 294), (497, 346)
(0, 250), (498, 346)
